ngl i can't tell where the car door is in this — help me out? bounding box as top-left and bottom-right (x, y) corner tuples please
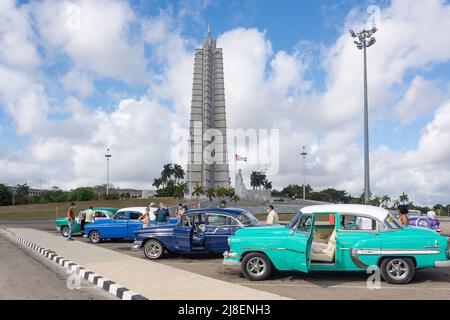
(109, 211), (128, 238)
(205, 214), (241, 252)
(336, 213), (382, 270)
(173, 214), (193, 252)
(127, 211), (143, 238)
(285, 214), (312, 272)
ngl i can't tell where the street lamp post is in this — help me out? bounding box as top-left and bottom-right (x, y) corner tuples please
(300, 146), (308, 200)
(105, 148), (112, 195)
(350, 26), (377, 205)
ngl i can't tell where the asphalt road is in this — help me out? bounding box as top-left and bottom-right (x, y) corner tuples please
(2, 220), (450, 300)
(0, 232), (116, 300)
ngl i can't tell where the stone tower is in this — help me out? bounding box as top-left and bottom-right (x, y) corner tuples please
(187, 26), (230, 191)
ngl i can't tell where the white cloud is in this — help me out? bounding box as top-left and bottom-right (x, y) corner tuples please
(32, 0), (147, 83)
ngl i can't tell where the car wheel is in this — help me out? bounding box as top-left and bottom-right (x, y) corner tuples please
(241, 252), (272, 281)
(416, 218), (430, 228)
(61, 226), (69, 237)
(144, 240), (165, 260)
(89, 231), (101, 244)
(380, 257), (415, 284)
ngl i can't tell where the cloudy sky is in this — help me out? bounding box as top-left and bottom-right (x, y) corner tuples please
(1, 0), (449, 206)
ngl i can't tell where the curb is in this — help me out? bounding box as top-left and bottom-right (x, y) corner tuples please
(0, 229), (148, 301)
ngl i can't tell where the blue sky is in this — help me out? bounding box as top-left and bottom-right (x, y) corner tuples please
(1, 0), (450, 205)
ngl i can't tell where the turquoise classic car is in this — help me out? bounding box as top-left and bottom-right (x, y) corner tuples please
(223, 204), (450, 284)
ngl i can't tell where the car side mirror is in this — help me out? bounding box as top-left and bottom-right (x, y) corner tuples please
(289, 228), (295, 235)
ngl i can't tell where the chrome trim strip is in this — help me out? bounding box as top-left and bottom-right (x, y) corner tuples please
(239, 247), (305, 254)
(356, 249), (440, 255)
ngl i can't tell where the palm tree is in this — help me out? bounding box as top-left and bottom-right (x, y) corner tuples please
(152, 178), (163, 189)
(399, 193), (409, 204)
(205, 187), (216, 201)
(216, 186), (229, 200)
(174, 183), (189, 199)
(230, 193), (240, 203)
(263, 180), (272, 190)
(173, 164), (185, 184)
(192, 185), (204, 203)
(161, 163), (173, 186)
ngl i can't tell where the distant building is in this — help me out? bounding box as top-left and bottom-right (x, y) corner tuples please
(5, 185), (47, 197)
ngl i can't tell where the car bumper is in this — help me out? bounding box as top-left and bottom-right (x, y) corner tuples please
(223, 251), (240, 266)
(131, 240), (143, 251)
(435, 260), (450, 268)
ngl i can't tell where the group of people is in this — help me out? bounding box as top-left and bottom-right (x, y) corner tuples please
(67, 203), (98, 241)
(396, 204), (438, 226)
(138, 202), (179, 228)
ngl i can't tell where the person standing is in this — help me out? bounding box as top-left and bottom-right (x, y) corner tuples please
(85, 206), (95, 225)
(155, 202), (169, 225)
(266, 204), (279, 225)
(397, 205), (409, 226)
(218, 200), (226, 208)
(148, 202), (158, 223)
(67, 203), (76, 241)
(139, 207), (150, 228)
(176, 203), (184, 219)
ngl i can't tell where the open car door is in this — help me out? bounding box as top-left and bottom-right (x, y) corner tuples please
(173, 215), (193, 252)
(286, 214), (313, 273)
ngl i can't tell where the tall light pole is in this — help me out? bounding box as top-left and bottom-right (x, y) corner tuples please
(105, 148), (112, 195)
(350, 26), (377, 205)
(300, 146), (308, 200)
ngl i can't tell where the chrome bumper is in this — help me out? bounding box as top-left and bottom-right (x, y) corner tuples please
(131, 240), (143, 251)
(223, 251), (240, 266)
(435, 260), (450, 268)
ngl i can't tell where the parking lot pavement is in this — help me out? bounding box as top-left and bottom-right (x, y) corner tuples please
(3, 220), (450, 300)
(0, 232), (116, 300)
(5, 228), (288, 300)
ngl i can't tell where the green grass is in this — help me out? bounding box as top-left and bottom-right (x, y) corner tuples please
(0, 198), (180, 221)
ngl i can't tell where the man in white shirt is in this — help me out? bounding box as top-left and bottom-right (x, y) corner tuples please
(427, 210), (437, 220)
(266, 205), (279, 225)
(85, 206), (95, 224)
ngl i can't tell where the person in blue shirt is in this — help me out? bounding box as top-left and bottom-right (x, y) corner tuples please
(155, 202), (170, 224)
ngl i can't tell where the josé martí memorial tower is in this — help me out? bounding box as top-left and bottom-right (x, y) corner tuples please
(187, 26), (230, 191)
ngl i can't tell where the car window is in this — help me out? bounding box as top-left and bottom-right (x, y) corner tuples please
(341, 214), (377, 231)
(95, 211), (106, 218)
(207, 214), (228, 226)
(114, 212), (128, 220)
(314, 213), (335, 226)
(296, 215), (312, 233)
(181, 214), (193, 227)
(207, 214), (240, 226)
(384, 213), (402, 230)
(129, 212), (142, 220)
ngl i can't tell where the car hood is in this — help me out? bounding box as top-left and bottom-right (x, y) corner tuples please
(235, 224), (289, 237)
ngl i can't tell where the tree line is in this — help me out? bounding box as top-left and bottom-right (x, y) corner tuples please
(272, 184), (449, 214)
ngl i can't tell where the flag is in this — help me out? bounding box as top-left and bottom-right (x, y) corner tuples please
(235, 154), (247, 162)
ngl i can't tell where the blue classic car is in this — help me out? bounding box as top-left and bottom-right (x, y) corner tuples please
(84, 207), (177, 243)
(132, 208), (260, 259)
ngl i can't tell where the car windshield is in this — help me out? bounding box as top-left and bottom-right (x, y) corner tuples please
(237, 211), (260, 226)
(288, 212), (302, 228)
(384, 213), (403, 230)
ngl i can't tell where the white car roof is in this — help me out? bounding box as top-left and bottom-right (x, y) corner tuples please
(116, 207), (147, 214)
(301, 204), (389, 221)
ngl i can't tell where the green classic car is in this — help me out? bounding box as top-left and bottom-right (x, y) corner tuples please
(55, 207), (118, 237)
(223, 204), (450, 284)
